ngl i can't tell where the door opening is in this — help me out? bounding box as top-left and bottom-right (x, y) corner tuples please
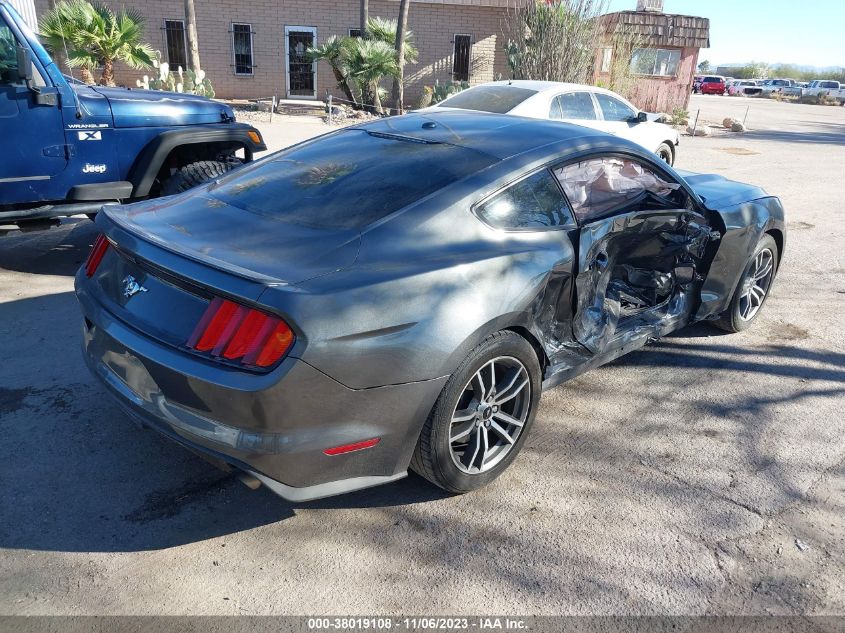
(284, 26), (316, 99)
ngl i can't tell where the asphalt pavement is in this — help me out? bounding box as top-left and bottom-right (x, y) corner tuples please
(0, 95), (843, 616)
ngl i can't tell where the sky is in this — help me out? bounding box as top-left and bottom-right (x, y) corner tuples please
(604, 0), (845, 68)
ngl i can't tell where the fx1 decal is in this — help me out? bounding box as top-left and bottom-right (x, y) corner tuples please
(78, 131), (102, 141)
(82, 164), (107, 174)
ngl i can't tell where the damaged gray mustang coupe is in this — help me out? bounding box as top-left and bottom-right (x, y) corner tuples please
(76, 111), (785, 501)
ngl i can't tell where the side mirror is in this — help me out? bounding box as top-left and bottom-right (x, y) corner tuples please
(15, 46), (33, 83)
(637, 111), (648, 124)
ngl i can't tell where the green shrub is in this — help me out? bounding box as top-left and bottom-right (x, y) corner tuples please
(668, 107), (690, 125)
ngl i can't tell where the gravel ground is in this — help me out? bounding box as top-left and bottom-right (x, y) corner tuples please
(0, 95), (843, 616)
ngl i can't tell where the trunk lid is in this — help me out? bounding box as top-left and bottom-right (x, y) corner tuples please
(101, 191), (362, 285)
(82, 240), (215, 351)
(86, 189), (359, 356)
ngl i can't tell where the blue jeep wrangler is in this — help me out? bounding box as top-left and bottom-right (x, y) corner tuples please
(0, 1), (266, 230)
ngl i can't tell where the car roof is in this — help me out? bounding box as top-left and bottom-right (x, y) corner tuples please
(352, 110), (608, 160)
(463, 80), (634, 100)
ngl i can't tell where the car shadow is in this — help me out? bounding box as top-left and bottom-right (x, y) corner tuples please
(0, 287), (452, 554)
(2, 288), (841, 554)
(0, 217), (97, 277)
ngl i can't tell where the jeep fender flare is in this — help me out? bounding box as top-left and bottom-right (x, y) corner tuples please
(127, 125), (267, 198)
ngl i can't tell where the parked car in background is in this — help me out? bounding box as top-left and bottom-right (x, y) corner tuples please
(782, 82), (803, 97)
(76, 111), (786, 501)
(759, 79), (795, 95)
(426, 81), (681, 164)
(802, 80), (845, 103)
(804, 80), (842, 96)
(699, 76), (727, 95)
(727, 80), (762, 96)
(0, 0), (266, 232)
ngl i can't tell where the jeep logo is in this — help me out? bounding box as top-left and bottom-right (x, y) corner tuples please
(83, 163), (107, 174)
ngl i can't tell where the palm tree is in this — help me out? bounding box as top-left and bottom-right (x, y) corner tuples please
(40, 0), (154, 86)
(359, 0), (369, 38)
(390, 0), (411, 115)
(307, 36), (357, 106)
(39, 0), (97, 83)
(344, 38), (399, 114)
(366, 16), (418, 63)
(184, 0), (202, 72)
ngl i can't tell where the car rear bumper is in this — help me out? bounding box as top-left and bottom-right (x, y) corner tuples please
(77, 278), (447, 501)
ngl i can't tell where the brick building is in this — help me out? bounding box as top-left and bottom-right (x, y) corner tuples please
(592, 0), (710, 113)
(30, 0), (512, 104)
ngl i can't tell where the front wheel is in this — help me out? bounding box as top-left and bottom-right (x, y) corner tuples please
(656, 142), (675, 165)
(713, 234), (778, 333)
(161, 160), (240, 196)
(411, 330), (542, 494)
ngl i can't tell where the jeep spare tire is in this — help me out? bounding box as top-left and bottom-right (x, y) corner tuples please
(162, 160), (239, 196)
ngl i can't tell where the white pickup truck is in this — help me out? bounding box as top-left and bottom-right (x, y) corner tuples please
(759, 78), (800, 96)
(803, 80), (840, 95)
(802, 80), (845, 102)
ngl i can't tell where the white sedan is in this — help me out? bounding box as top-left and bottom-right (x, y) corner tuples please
(427, 80), (681, 165)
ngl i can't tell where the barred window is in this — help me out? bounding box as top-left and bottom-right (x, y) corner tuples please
(232, 23), (254, 75)
(452, 34), (471, 82)
(164, 20), (187, 69)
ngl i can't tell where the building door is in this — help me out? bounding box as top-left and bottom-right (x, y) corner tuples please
(285, 26), (316, 99)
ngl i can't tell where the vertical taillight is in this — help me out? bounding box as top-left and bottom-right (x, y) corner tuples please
(85, 234), (111, 277)
(186, 297), (295, 369)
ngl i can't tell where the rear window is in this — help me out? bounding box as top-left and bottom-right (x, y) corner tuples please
(208, 130), (496, 230)
(703, 76), (723, 83)
(437, 85), (538, 114)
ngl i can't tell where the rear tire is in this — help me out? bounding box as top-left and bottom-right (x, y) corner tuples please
(411, 330), (542, 494)
(713, 234), (778, 333)
(656, 142), (675, 165)
(161, 160), (239, 196)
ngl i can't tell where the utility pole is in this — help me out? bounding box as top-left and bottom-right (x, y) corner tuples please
(184, 0), (202, 71)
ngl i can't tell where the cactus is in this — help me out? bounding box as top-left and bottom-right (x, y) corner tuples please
(429, 79), (470, 105)
(142, 50), (215, 98)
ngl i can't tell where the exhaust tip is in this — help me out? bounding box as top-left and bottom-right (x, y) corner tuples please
(236, 472), (262, 491)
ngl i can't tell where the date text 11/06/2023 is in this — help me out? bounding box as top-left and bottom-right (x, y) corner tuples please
(307, 617), (529, 630)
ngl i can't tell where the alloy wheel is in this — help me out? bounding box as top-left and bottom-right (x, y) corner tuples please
(448, 356), (531, 474)
(738, 248), (775, 321)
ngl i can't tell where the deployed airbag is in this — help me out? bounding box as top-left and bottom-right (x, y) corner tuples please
(555, 158), (681, 221)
